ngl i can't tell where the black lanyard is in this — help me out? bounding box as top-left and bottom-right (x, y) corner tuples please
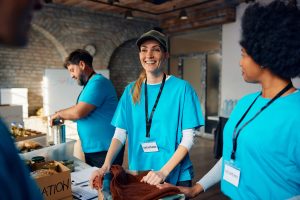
(231, 82), (293, 160)
(145, 73), (166, 138)
(76, 71), (95, 104)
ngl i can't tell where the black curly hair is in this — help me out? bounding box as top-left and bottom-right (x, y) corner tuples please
(240, 0), (300, 79)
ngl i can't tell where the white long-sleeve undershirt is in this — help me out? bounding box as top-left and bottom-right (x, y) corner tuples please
(197, 158), (222, 191)
(112, 127), (195, 151)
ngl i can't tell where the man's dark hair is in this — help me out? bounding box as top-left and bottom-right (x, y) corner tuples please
(64, 49), (93, 69)
(240, 0), (300, 79)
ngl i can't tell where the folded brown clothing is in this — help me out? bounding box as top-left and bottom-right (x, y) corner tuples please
(109, 165), (181, 200)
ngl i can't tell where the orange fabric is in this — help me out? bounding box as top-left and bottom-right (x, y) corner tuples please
(110, 165), (180, 200)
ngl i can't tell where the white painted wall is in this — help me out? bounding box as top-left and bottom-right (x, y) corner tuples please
(221, 2), (300, 111)
(43, 69), (109, 116)
(0, 88), (28, 118)
(221, 3), (258, 105)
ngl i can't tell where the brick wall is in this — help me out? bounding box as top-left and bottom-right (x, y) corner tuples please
(0, 4), (157, 116)
(109, 39), (141, 98)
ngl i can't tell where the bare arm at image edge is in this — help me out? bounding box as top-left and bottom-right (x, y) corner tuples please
(197, 157), (222, 191)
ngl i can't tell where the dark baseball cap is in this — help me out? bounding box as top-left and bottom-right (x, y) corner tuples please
(136, 30), (168, 52)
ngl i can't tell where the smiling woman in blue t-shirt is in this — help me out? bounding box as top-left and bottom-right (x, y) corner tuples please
(90, 29), (204, 189)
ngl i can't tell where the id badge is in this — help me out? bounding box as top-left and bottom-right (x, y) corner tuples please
(223, 160), (241, 187)
(141, 141), (159, 152)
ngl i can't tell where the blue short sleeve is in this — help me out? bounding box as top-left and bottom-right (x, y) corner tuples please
(76, 74), (118, 153)
(111, 85), (131, 130)
(288, 119), (300, 168)
(79, 78), (107, 107)
(182, 82), (204, 130)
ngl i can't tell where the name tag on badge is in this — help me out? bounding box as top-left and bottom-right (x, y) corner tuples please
(141, 141), (159, 152)
(223, 162), (240, 187)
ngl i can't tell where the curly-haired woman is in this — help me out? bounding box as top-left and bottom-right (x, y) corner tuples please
(159, 1), (300, 199)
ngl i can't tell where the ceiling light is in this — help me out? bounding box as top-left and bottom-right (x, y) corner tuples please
(125, 10), (133, 20)
(179, 9), (188, 20)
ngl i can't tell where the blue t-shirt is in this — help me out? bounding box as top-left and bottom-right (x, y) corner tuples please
(112, 75), (204, 184)
(77, 74), (118, 153)
(221, 90), (300, 199)
(0, 119), (43, 199)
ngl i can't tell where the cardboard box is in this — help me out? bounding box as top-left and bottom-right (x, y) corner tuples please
(32, 161), (72, 200)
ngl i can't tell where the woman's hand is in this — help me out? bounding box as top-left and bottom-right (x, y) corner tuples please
(141, 170), (168, 186)
(157, 182), (204, 198)
(89, 165), (110, 190)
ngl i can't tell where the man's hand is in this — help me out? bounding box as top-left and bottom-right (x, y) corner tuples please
(49, 112), (63, 126)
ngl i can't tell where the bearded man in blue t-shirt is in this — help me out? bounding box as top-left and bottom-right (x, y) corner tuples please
(50, 49), (124, 167)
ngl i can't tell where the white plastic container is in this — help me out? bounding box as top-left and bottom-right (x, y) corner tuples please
(19, 139), (76, 161)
